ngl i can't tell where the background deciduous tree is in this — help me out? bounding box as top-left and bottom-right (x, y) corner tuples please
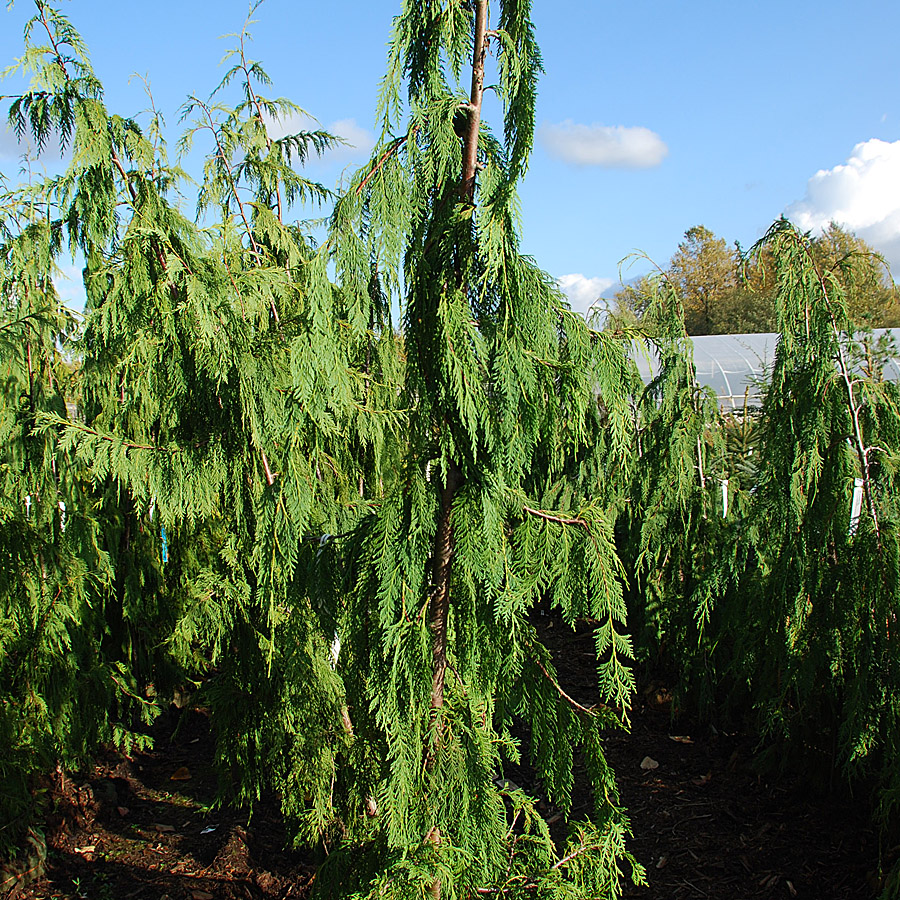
(611, 222), (899, 336)
(669, 225), (739, 335)
(811, 222), (900, 328)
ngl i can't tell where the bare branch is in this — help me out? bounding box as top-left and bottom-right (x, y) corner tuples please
(533, 656), (599, 718)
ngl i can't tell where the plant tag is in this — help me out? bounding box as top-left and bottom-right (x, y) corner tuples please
(849, 477), (864, 535)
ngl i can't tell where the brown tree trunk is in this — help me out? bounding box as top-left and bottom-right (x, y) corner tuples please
(426, 7), (488, 898)
(428, 0), (487, 719)
(429, 461), (463, 714)
(461, 0), (488, 202)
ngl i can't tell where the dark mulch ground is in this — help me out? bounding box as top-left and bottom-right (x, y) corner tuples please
(7, 620), (882, 900)
(9, 705), (314, 900)
(541, 620), (880, 900)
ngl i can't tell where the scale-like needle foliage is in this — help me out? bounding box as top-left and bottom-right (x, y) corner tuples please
(1, 2), (645, 894)
(310, 2), (642, 895)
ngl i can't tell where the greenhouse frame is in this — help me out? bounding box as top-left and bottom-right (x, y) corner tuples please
(631, 328), (900, 408)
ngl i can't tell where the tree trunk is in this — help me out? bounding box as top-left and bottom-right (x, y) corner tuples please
(426, 6), (487, 897)
(428, 0), (487, 717)
(461, 0), (488, 202)
(429, 460), (463, 713)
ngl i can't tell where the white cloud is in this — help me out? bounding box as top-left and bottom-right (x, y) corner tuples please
(55, 261), (86, 313)
(786, 138), (900, 270)
(557, 273), (614, 316)
(327, 118), (376, 161)
(264, 109), (314, 142)
(540, 120), (668, 169)
(264, 112), (374, 164)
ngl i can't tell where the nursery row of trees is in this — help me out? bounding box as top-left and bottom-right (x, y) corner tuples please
(3, 1), (900, 898)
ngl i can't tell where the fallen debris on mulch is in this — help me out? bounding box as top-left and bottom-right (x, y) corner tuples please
(11, 708), (314, 900)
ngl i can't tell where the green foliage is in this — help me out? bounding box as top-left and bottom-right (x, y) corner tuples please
(14, 2), (900, 896)
(0, 2), (643, 896)
(605, 271), (730, 708)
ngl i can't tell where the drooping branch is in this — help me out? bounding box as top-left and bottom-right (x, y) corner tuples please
(38, 415), (280, 486)
(532, 656), (601, 718)
(355, 132), (412, 196)
(51, 416), (185, 453)
(522, 505), (590, 529)
(523, 503), (632, 718)
(522, 503), (606, 558)
(552, 844), (596, 872)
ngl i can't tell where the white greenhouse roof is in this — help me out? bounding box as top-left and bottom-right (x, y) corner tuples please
(631, 328), (900, 409)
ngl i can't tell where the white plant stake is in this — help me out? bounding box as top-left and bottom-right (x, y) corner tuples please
(24, 495), (31, 519)
(330, 633), (341, 669)
(849, 477), (864, 536)
(720, 479), (729, 518)
(316, 534), (341, 668)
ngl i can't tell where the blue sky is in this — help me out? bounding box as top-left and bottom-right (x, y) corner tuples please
(3, 0), (900, 315)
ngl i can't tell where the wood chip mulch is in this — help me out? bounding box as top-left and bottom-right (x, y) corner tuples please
(7, 619), (883, 900)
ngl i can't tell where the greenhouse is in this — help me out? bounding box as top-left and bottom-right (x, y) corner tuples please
(632, 328), (900, 408)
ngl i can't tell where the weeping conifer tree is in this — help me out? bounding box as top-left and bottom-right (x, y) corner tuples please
(655, 220), (900, 891)
(311, 1), (643, 895)
(723, 221), (900, 792)
(0, 172), (94, 858)
(0, 9), (186, 851)
(0, 0), (392, 856)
